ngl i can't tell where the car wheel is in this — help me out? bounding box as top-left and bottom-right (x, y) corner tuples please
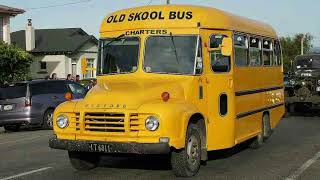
(4, 124), (21, 132)
(68, 151), (100, 171)
(42, 109), (54, 129)
(171, 123), (201, 177)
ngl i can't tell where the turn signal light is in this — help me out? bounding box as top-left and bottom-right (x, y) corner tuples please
(64, 92), (73, 101)
(161, 92), (170, 102)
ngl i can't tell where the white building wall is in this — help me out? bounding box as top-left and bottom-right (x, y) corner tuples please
(29, 41), (98, 80)
(2, 16), (10, 44)
(30, 55), (69, 79)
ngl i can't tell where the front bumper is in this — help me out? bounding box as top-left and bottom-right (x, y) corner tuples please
(49, 136), (170, 154)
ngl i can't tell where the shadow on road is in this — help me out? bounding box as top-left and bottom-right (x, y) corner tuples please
(97, 141), (251, 171)
(288, 109), (320, 117)
(99, 154), (171, 170)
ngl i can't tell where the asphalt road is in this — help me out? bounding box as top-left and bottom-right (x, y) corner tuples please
(0, 115), (320, 180)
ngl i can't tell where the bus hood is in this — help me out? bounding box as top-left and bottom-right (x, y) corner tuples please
(76, 78), (191, 110)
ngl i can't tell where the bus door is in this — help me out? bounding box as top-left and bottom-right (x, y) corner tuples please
(200, 29), (235, 149)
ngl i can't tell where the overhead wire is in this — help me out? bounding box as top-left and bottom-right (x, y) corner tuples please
(25, 0), (93, 10)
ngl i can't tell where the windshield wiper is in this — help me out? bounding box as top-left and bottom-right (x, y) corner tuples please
(170, 32), (180, 64)
(105, 34), (125, 47)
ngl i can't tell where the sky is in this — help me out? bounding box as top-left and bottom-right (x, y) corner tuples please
(2, 0), (320, 46)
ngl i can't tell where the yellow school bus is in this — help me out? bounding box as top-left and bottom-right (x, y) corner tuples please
(49, 5), (284, 177)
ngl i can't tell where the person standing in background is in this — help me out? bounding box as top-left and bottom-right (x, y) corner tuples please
(66, 74), (72, 80)
(75, 75), (80, 83)
(51, 73), (58, 80)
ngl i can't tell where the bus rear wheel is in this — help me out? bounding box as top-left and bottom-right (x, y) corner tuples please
(171, 123), (201, 177)
(68, 151), (100, 171)
(249, 113), (272, 149)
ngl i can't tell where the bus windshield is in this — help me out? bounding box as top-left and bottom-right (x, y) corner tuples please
(144, 36), (197, 75)
(99, 37), (140, 75)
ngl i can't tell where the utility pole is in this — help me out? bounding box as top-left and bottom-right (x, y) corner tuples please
(301, 34), (306, 55)
(166, 0), (170, 4)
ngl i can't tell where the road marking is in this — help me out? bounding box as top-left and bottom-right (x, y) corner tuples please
(285, 151), (320, 180)
(0, 167), (52, 180)
(0, 135), (49, 145)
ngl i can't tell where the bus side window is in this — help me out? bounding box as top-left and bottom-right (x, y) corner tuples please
(234, 34), (248, 67)
(263, 39), (273, 66)
(210, 34), (230, 72)
(249, 37), (261, 66)
(274, 40), (281, 66)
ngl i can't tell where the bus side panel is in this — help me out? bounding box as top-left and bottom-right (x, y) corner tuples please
(234, 68), (264, 143)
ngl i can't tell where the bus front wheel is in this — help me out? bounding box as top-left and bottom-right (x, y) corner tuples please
(171, 123), (201, 177)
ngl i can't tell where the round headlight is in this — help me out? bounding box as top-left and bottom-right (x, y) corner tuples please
(145, 116), (159, 131)
(56, 115), (69, 129)
(318, 80), (320, 85)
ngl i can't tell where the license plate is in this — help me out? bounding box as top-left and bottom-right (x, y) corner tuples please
(89, 143), (113, 153)
(317, 87), (320, 92)
(2, 104), (14, 111)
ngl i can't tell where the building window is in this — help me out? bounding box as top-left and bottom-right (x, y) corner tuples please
(84, 58), (95, 78)
(40, 62), (47, 70)
(72, 64), (77, 76)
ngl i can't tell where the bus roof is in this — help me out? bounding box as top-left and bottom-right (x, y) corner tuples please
(100, 5), (277, 38)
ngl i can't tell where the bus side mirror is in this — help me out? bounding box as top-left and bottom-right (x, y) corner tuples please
(221, 37), (232, 56)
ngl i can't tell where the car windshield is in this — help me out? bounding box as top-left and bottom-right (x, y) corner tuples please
(296, 58), (320, 69)
(0, 83), (27, 100)
(98, 37), (140, 75)
(144, 36), (197, 75)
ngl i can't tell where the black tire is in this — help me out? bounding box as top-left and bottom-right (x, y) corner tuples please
(262, 114), (272, 141)
(171, 123), (201, 177)
(68, 151), (100, 171)
(4, 124), (21, 132)
(42, 109), (54, 129)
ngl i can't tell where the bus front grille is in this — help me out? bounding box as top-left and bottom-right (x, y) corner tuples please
(84, 113), (125, 133)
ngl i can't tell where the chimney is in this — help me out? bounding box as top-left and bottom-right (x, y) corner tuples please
(25, 19), (35, 51)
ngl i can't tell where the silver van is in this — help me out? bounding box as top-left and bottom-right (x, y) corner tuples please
(0, 80), (87, 131)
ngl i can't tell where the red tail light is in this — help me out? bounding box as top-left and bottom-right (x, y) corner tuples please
(25, 97), (31, 107)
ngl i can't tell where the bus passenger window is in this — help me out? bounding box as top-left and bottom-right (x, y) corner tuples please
(263, 40), (273, 66)
(210, 34), (230, 72)
(234, 34), (248, 67)
(249, 37), (261, 66)
(274, 41), (281, 66)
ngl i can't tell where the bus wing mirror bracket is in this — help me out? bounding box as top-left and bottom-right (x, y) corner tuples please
(221, 37), (232, 56)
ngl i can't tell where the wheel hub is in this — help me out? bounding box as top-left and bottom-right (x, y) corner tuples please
(186, 135), (199, 166)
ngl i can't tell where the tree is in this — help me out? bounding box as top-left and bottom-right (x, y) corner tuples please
(280, 33), (313, 73)
(0, 42), (33, 85)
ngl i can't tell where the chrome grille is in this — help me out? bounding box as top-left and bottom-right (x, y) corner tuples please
(129, 113), (144, 132)
(84, 113), (125, 133)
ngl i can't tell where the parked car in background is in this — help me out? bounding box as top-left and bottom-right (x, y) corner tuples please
(0, 80), (87, 131)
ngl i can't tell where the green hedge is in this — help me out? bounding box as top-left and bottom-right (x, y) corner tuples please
(0, 42), (33, 85)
